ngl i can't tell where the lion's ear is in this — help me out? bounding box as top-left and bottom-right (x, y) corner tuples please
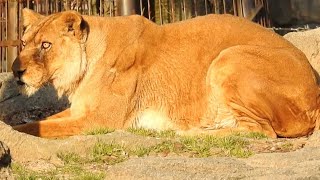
(22, 8), (43, 30)
(59, 11), (88, 43)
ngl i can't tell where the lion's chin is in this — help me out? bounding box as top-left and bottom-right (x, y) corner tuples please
(19, 84), (40, 97)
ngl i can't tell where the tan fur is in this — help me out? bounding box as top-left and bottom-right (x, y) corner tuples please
(12, 9), (320, 138)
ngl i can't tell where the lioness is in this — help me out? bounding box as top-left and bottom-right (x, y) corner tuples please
(11, 8), (320, 138)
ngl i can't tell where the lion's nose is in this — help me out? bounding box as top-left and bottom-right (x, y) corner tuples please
(12, 57), (27, 86)
(12, 68), (26, 79)
(12, 57), (26, 78)
(12, 69), (26, 86)
(16, 69), (26, 78)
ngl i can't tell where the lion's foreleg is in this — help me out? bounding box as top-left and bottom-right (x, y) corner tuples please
(13, 116), (87, 138)
(44, 108), (71, 120)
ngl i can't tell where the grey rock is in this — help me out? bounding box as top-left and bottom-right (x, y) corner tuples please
(0, 73), (20, 103)
(284, 28), (320, 83)
(305, 131), (320, 148)
(1, 116), (320, 179)
(0, 121), (162, 165)
(107, 134), (320, 179)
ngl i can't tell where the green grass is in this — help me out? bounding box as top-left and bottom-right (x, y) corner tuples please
(13, 130), (256, 179)
(152, 140), (177, 154)
(13, 151), (107, 179)
(128, 134), (253, 158)
(75, 172), (106, 180)
(12, 163), (57, 180)
(91, 141), (128, 164)
(127, 128), (176, 138)
(181, 136), (212, 157)
(84, 127), (115, 135)
(180, 135), (253, 158)
(235, 132), (268, 139)
(56, 152), (92, 176)
(214, 136), (253, 157)
(130, 146), (152, 157)
(281, 142), (294, 151)
(127, 128), (253, 158)
(57, 152), (82, 164)
(157, 130), (177, 138)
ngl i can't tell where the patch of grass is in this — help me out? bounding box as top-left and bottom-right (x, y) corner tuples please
(158, 130), (177, 138)
(130, 146), (152, 157)
(127, 128), (158, 137)
(13, 159), (106, 180)
(126, 133), (253, 158)
(236, 132), (268, 139)
(75, 172), (106, 180)
(214, 136), (247, 149)
(129, 135), (253, 158)
(12, 163), (57, 180)
(210, 135), (253, 158)
(84, 127), (115, 135)
(13, 133), (255, 179)
(56, 153), (107, 179)
(59, 164), (83, 174)
(228, 146), (253, 158)
(57, 152), (82, 164)
(180, 135), (253, 158)
(152, 140), (176, 154)
(91, 141), (128, 164)
(281, 142), (294, 151)
(127, 128), (176, 138)
(181, 137), (211, 157)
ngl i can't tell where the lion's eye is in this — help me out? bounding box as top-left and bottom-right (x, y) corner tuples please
(41, 42), (52, 50)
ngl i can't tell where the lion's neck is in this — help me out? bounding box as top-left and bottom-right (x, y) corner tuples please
(83, 18), (108, 67)
(64, 18), (108, 99)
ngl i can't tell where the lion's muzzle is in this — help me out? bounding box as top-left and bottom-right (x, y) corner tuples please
(12, 57), (27, 86)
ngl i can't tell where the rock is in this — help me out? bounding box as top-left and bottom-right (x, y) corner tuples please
(107, 157), (249, 179)
(0, 73), (19, 103)
(284, 28), (320, 83)
(0, 141), (13, 180)
(305, 130), (320, 148)
(0, 119), (320, 179)
(106, 147), (320, 179)
(107, 141), (320, 179)
(105, 132), (320, 179)
(0, 121), (162, 164)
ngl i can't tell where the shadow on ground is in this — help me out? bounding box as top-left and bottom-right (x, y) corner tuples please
(0, 73), (69, 126)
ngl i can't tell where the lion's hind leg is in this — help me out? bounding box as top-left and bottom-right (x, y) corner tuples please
(194, 46), (280, 138)
(181, 115), (276, 138)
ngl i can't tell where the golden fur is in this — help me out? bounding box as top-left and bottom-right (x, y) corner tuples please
(11, 8), (320, 138)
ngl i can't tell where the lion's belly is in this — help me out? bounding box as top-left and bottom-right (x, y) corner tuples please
(134, 108), (176, 130)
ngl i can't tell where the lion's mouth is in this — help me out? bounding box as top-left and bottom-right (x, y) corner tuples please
(16, 80), (25, 86)
(14, 78), (36, 89)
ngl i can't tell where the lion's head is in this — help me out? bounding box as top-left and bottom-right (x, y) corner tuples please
(12, 9), (89, 97)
